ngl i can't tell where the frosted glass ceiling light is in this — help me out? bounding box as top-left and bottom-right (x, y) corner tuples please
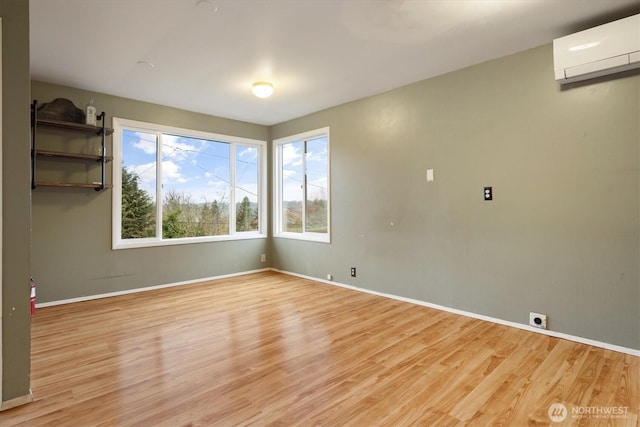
(252, 81), (274, 98)
(136, 60), (155, 68)
(195, 0), (219, 12)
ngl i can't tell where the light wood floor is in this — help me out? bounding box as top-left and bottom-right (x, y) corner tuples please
(1, 271), (637, 426)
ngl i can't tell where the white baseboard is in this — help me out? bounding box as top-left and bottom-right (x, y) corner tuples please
(35, 268), (271, 308)
(1, 390), (34, 411)
(274, 269), (640, 357)
(34, 267), (638, 357)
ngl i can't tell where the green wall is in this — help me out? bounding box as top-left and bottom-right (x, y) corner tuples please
(1, 0), (31, 403)
(31, 81), (270, 303)
(271, 44), (640, 350)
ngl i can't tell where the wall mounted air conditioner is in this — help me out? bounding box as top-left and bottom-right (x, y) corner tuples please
(553, 14), (640, 84)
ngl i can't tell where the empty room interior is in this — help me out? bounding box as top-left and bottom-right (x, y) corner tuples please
(1, 0), (639, 425)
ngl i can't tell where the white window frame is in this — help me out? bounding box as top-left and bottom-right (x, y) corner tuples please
(112, 117), (267, 249)
(273, 127), (331, 243)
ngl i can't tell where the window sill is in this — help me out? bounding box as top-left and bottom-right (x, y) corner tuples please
(113, 232), (267, 250)
(274, 232), (331, 243)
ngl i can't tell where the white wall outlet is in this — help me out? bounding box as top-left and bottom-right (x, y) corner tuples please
(327, 274), (333, 281)
(260, 253), (266, 263)
(529, 312), (547, 329)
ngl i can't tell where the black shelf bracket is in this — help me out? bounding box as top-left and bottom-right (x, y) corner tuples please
(97, 111), (106, 191)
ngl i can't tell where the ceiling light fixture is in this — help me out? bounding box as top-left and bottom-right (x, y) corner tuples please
(136, 60), (155, 69)
(195, 0), (219, 12)
(252, 81), (274, 98)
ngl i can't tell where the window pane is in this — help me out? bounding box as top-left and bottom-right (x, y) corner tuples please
(305, 137), (328, 234)
(121, 130), (157, 239)
(115, 117), (267, 248)
(161, 135), (230, 238)
(235, 145), (259, 232)
(282, 141), (304, 233)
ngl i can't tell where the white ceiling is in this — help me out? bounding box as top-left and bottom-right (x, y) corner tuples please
(30, 0), (639, 126)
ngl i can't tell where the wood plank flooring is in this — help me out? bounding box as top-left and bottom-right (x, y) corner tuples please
(1, 271), (637, 426)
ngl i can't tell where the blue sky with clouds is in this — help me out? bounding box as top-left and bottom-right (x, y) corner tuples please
(122, 130), (259, 206)
(281, 136), (328, 203)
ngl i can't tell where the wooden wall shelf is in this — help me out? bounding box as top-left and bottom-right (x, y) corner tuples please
(36, 117), (114, 136)
(35, 149), (114, 162)
(35, 182), (114, 189)
(31, 99), (112, 191)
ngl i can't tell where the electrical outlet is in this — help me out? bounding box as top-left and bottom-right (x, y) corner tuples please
(327, 274), (333, 281)
(484, 186), (493, 201)
(350, 267), (357, 277)
(529, 312), (547, 329)
(260, 253), (266, 263)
